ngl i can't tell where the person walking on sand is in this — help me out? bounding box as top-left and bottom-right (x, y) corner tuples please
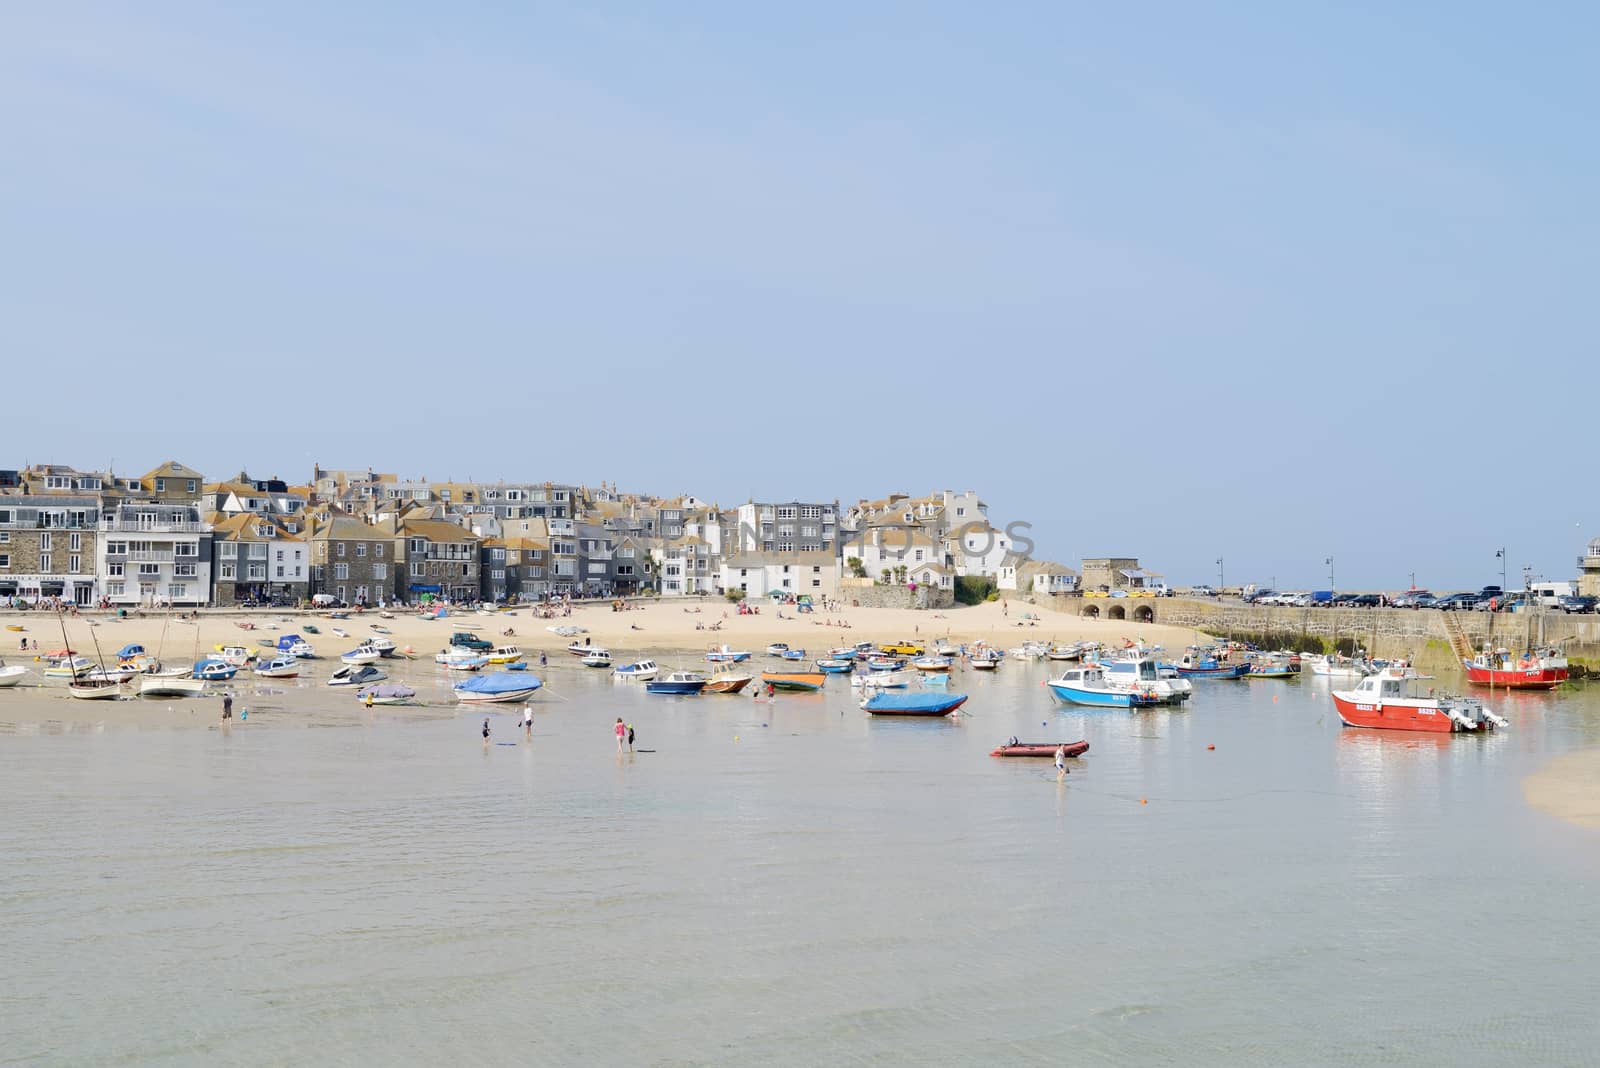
(614, 717), (626, 755)
(482, 718), (492, 747)
(222, 693), (233, 720)
(1055, 744), (1069, 782)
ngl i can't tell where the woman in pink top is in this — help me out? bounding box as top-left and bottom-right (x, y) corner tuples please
(615, 717), (626, 754)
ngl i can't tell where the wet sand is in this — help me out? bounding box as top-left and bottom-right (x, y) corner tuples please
(1523, 748), (1600, 830)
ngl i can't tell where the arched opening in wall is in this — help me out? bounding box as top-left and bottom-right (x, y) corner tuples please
(1134, 605), (1154, 623)
(1108, 605), (1126, 621)
(1080, 604), (1100, 618)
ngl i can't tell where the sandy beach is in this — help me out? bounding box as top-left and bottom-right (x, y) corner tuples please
(1523, 749), (1600, 830)
(0, 598), (1200, 730)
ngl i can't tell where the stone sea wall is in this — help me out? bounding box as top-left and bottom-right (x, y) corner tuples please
(839, 582), (955, 611)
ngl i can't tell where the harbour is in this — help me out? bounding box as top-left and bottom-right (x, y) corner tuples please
(5, 640), (1600, 1063)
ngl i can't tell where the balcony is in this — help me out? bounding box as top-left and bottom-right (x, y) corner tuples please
(128, 550), (175, 563)
(1580, 556), (1600, 571)
(98, 519), (207, 534)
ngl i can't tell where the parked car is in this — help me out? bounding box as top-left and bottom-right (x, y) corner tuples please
(450, 631), (494, 651)
(1559, 595), (1597, 614)
(1434, 593), (1481, 611)
(1335, 593), (1384, 608)
(1245, 589), (1277, 605)
(1282, 593), (1313, 607)
(1391, 590), (1435, 609)
(1189, 585), (1217, 597)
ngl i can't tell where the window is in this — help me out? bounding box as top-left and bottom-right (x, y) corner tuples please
(108, 563), (124, 577)
(0, 554), (8, 568)
(411, 562), (425, 577)
(275, 550), (283, 562)
(168, 584), (187, 599)
(175, 563), (197, 577)
(69, 532), (81, 551)
(39, 553), (51, 571)
(294, 549), (302, 560)
(372, 563), (387, 579)
(175, 542), (197, 557)
(186, 480), (196, 493)
(334, 563), (349, 580)
(138, 563), (159, 576)
(337, 543), (346, 557)
(248, 564), (266, 580)
(782, 578), (791, 588)
(492, 548), (505, 561)
(356, 544), (367, 557)
(276, 566), (284, 578)
(107, 581), (124, 596)
(955, 507), (966, 517)
(248, 544), (267, 559)
(813, 566), (822, 574)
(69, 554), (80, 573)
(220, 543), (237, 559)
(336, 586), (346, 600)
(155, 479), (166, 492)
(39, 532), (51, 551)
(812, 579), (822, 587)
(220, 564), (235, 579)
(374, 544), (384, 558)
(492, 569), (505, 580)
(0, 532), (7, 543)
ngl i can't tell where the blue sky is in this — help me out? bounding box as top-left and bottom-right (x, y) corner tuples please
(3, 3), (1592, 590)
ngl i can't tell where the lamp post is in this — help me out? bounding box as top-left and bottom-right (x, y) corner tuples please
(1326, 556), (1334, 596)
(1216, 557), (1224, 592)
(1495, 547), (1506, 592)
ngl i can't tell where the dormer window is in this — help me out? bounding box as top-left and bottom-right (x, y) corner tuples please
(256, 524), (273, 537)
(155, 479), (166, 492)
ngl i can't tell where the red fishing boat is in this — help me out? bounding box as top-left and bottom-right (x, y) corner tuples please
(1462, 647), (1568, 690)
(1332, 668), (1508, 734)
(990, 740), (1090, 758)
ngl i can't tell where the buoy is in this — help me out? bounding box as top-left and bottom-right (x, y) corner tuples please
(1207, 744), (1215, 750)
(1140, 798), (1148, 804)
(1272, 695), (1279, 703)
(734, 735), (740, 742)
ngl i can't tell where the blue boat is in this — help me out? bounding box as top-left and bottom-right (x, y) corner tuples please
(861, 692), (969, 716)
(1172, 654), (1250, 680)
(117, 643), (147, 658)
(276, 634), (318, 658)
(192, 658), (237, 681)
(816, 658), (854, 674)
(454, 672), (543, 703)
(780, 649), (807, 661)
(646, 671), (708, 695)
(1046, 666), (1158, 709)
(867, 657), (906, 672)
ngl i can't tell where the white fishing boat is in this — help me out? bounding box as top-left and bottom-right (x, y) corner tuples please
(139, 674), (207, 698)
(339, 644), (382, 666)
(68, 678), (124, 700)
(0, 658), (29, 687)
(436, 649), (489, 671)
(581, 649), (613, 668)
(43, 653), (93, 678)
(614, 659), (659, 681)
(851, 668), (915, 689)
(487, 644), (523, 664)
(253, 655), (301, 679)
(213, 645), (254, 667)
(363, 635), (397, 657)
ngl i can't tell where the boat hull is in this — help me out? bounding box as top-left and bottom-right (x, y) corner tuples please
(862, 693), (968, 716)
(761, 672), (826, 692)
(1174, 664), (1250, 679)
(455, 689), (540, 703)
(1463, 663), (1566, 690)
(1332, 694), (1461, 733)
(990, 741), (1091, 758)
(645, 682), (707, 695)
(704, 675), (752, 694)
(1046, 682), (1155, 708)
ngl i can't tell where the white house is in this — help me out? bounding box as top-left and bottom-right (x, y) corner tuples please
(841, 528), (942, 583)
(906, 562), (954, 592)
(719, 551), (840, 598)
(97, 503), (213, 607)
(944, 522), (1012, 577)
(1024, 560), (1080, 596)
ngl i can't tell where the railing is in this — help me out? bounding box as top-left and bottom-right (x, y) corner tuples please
(128, 550), (175, 563)
(98, 520), (208, 533)
(1580, 556), (1600, 570)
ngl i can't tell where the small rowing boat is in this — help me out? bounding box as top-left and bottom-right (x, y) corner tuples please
(989, 740), (1090, 759)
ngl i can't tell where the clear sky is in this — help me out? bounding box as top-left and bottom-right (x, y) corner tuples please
(4, 3), (1593, 591)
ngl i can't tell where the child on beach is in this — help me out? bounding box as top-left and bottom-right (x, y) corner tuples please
(627, 723), (635, 752)
(482, 718), (491, 747)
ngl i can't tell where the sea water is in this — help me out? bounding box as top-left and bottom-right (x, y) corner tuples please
(4, 663), (1600, 1065)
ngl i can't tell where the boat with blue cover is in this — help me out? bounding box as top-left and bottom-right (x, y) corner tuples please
(454, 672), (543, 703)
(276, 634), (317, 658)
(192, 658), (238, 681)
(861, 691), (969, 716)
(1046, 666), (1159, 708)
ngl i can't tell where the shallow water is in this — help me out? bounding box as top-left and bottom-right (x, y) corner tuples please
(4, 660), (1600, 1065)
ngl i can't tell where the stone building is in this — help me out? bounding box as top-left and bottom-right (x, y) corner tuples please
(210, 513), (310, 605)
(0, 494), (99, 604)
(308, 516), (399, 606)
(1080, 557), (1157, 593)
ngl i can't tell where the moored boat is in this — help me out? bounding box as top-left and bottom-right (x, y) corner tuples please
(437, 650), (488, 671)
(487, 645), (524, 664)
(765, 643), (790, 656)
(454, 672), (543, 703)
(276, 634), (317, 658)
(614, 659), (659, 681)
(816, 658), (854, 674)
(861, 691), (968, 716)
(253, 655), (301, 679)
(703, 670), (753, 694)
(646, 671), (708, 695)
(356, 683), (416, 705)
(328, 663), (387, 687)
(340, 644), (382, 666)
(704, 645), (753, 663)
(851, 668), (914, 689)
(192, 658), (238, 681)
(1463, 647), (1568, 690)
(1245, 652), (1301, 679)
(990, 740), (1091, 758)
(1332, 667), (1508, 733)
(139, 674), (207, 697)
(581, 650), (613, 669)
(1174, 649), (1251, 679)
(1103, 655), (1192, 704)
(911, 655), (954, 673)
(68, 677), (124, 700)
(0, 658), (28, 687)
(761, 670), (826, 692)
(43, 653), (94, 678)
(1047, 666), (1159, 708)
(213, 644), (255, 667)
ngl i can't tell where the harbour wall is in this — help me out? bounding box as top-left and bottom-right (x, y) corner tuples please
(1099, 598), (1600, 676)
(840, 581), (955, 611)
